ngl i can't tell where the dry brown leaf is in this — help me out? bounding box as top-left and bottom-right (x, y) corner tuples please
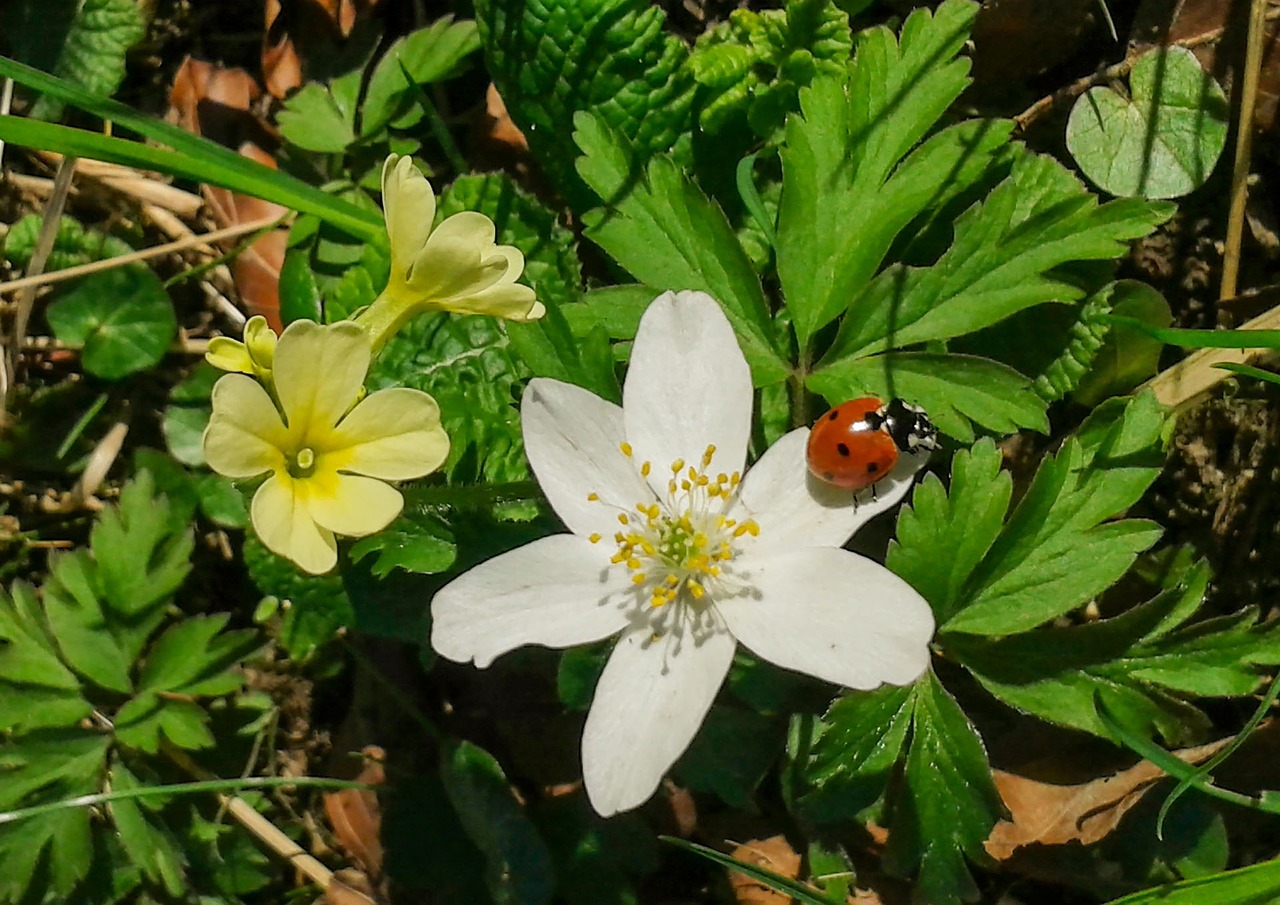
(323, 746), (386, 881)
(985, 737), (1228, 860)
(728, 836), (801, 905)
(262, 0), (382, 98)
(323, 870), (379, 905)
(483, 84), (528, 154)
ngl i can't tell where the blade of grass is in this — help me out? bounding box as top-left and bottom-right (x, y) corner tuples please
(661, 837), (831, 905)
(1112, 316), (1280, 349)
(1105, 856), (1280, 904)
(1214, 362), (1280, 385)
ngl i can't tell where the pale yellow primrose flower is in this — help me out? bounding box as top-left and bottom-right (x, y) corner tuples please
(203, 319), (449, 574)
(354, 154), (546, 351)
(205, 315), (278, 382)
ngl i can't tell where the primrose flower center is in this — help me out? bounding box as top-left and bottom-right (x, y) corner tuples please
(588, 443), (758, 608)
(287, 446), (317, 479)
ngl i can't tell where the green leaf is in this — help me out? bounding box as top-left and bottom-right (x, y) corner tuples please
(776, 2), (1010, 346)
(689, 0), (853, 138)
(1106, 855), (1280, 904)
(557, 645), (608, 711)
(349, 508), (457, 577)
(563, 284), (660, 342)
(662, 837), (831, 905)
(441, 739), (555, 905)
(108, 760), (186, 894)
(277, 83), (355, 153)
(806, 351), (1047, 442)
(794, 684), (914, 822)
(0, 730), (108, 903)
(674, 707), (781, 809)
(1072, 280), (1172, 405)
(882, 671), (1002, 905)
(939, 393), (1167, 635)
(362, 17), (481, 135)
(42, 550), (134, 693)
(91, 472), (193, 658)
(2, 214), (131, 271)
(279, 245), (323, 325)
(194, 473), (249, 528)
(243, 536), (352, 660)
(954, 568), (1280, 746)
(114, 693), (215, 753)
(888, 440), (1010, 626)
(575, 113), (788, 386)
(0, 0), (144, 120)
(475, 0), (695, 208)
(46, 267), (176, 380)
(1067, 46), (1229, 199)
(137, 614), (257, 696)
(817, 151), (1173, 364)
(162, 362), (219, 468)
(0, 582), (90, 732)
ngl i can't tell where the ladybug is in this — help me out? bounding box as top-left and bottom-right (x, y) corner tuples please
(806, 397), (939, 491)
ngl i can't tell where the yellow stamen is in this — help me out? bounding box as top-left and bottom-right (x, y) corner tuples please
(620, 442), (633, 457)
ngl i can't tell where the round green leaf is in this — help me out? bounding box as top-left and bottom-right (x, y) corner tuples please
(1066, 46), (1228, 199)
(45, 267), (176, 379)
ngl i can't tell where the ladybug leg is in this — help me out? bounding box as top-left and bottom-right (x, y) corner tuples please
(870, 483), (880, 502)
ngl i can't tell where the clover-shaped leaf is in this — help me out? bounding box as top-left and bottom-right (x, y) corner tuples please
(1066, 46), (1228, 200)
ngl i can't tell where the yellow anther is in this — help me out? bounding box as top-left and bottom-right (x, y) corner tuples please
(688, 580), (705, 599)
(702, 445), (716, 466)
(641, 541), (656, 555)
(666, 574), (679, 585)
(587, 492), (600, 502)
(687, 466), (698, 481)
(632, 574), (646, 585)
(627, 557), (641, 570)
(640, 461), (651, 477)
(620, 442), (633, 457)
(671, 459), (685, 474)
(717, 473), (728, 484)
(617, 513), (629, 525)
(589, 533), (602, 543)
(681, 480), (691, 491)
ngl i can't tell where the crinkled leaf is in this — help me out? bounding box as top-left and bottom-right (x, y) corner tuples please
(441, 739), (555, 905)
(575, 113), (788, 386)
(777, 2), (1011, 345)
(0, 730), (108, 902)
(882, 671), (1003, 905)
(362, 17), (481, 135)
(816, 151), (1173, 365)
(243, 536), (352, 660)
(2, 214), (131, 271)
(0, 582), (90, 732)
(349, 508), (457, 577)
(1067, 47), (1229, 200)
(1072, 280), (1172, 406)
(476, 0), (695, 208)
(0, 0), (145, 120)
(46, 266), (177, 380)
(806, 351), (1047, 441)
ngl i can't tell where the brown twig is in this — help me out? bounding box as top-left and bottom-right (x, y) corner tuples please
(1221, 0), (1269, 300)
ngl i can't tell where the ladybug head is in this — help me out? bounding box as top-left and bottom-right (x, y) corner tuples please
(881, 399), (939, 455)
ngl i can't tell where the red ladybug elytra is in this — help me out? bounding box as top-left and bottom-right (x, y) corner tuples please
(806, 397), (939, 491)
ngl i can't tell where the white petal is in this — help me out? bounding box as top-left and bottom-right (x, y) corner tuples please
(581, 615), (736, 816)
(718, 547), (934, 689)
(733, 428), (930, 551)
(623, 291), (752, 490)
(430, 534), (634, 668)
(521, 379), (656, 539)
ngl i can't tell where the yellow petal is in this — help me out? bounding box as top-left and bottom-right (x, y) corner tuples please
(305, 472), (404, 536)
(382, 154), (437, 274)
(251, 474), (338, 574)
(404, 211), (509, 299)
(329, 387), (450, 480)
(438, 282), (542, 321)
(205, 337), (253, 374)
(272, 320), (370, 435)
(242, 315), (277, 370)
(203, 374), (287, 477)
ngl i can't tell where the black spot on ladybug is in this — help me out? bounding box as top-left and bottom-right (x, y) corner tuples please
(866, 462), (879, 473)
(836, 442), (850, 457)
(827, 410), (840, 421)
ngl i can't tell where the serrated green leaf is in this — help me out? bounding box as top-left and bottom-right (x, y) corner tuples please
(0, 730), (108, 903)
(796, 684), (913, 822)
(942, 394), (1167, 635)
(108, 760), (186, 894)
(0, 582), (90, 732)
(0, 0), (144, 120)
(114, 693), (215, 753)
(91, 473), (193, 659)
(563, 284), (660, 342)
(882, 671), (1002, 905)
(777, 2), (1008, 346)
(137, 614), (257, 695)
(46, 266), (177, 380)
(806, 351), (1047, 441)
(575, 113), (788, 386)
(441, 739), (555, 905)
(362, 17), (481, 135)
(817, 152), (1173, 365)
(349, 508), (457, 577)
(476, 0), (695, 208)
(277, 83), (355, 152)
(888, 440), (1010, 625)
(42, 550), (134, 693)
(1067, 47), (1229, 200)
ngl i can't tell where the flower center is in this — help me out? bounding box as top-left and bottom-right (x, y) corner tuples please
(287, 446), (317, 479)
(588, 443), (758, 608)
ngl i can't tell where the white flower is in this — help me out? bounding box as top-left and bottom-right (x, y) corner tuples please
(430, 291), (935, 816)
